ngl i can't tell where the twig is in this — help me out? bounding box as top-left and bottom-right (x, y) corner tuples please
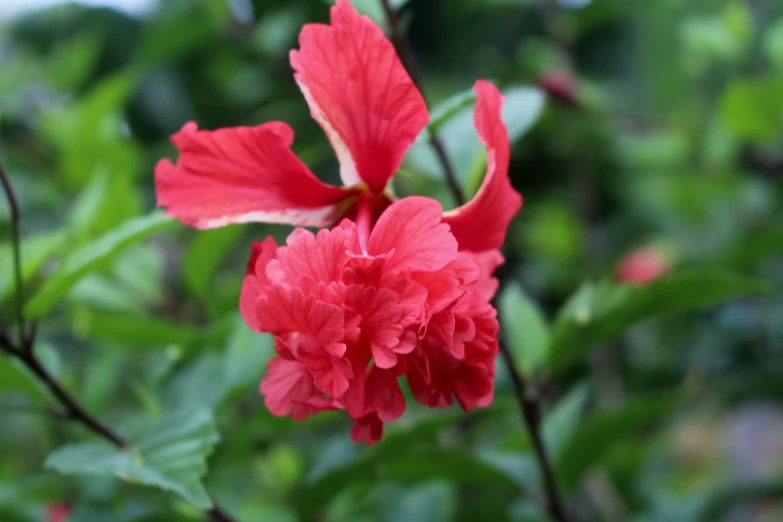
(0, 163), (237, 522)
(379, 0), (465, 206)
(499, 341), (570, 522)
(0, 163), (25, 346)
(17, 349), (129, 447)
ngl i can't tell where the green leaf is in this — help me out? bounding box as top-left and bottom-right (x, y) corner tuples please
(45, 409), (219, 509)
(406, 85), (544, 184)
(554, 393), (679, 490)
(0, 357), (48, 404)
(0, 231), (66, 300)
(542, 384), (590, 457)
(765, 18), (783, 72)
(72, 310), (198, 348)
(222, 315), (274, 397)
(719, 77), (783, 142)
(427, 89), (476, 135)
(383, 450), (519, 487)
(299, 448), (516, 519)
(503, 87), (547, 143)
(25, 212), (175, 319)
(37, 72), (141, 189)
(549, 270), (771, 373)
(183, 226), (243, 298)
(499, 283), (550, 377)
(378, 482), (456, 522)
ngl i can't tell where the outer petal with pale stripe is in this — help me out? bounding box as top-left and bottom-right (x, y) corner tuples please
(290, 0), (429, 192)
(155, 121), (352, 229)
(442, 81), (523, 252)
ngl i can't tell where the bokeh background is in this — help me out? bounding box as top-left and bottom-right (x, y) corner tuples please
(1, 0), (783, 521)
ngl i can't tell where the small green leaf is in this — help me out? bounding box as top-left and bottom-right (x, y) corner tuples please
(554, 393), (679, 490)
(45, 409), (219, 509)
(0, 357), (48, 404)
(503, 87), (547, 143)
(549, 270), (771, 373)
(542, 384), (590, 457)
(222, 315), (274, 396)
(427, 89), (476, 135)
(406, 85), (544, 184)
(719, 77), (783, 142)
(72, 310), (198, 348)
(184, 226), (243, 298)
(378, 482), (456, 522)
(25, 212), (175, 319)
(499, 283), (550, 377)
(765, 18), (783, 72)
(383, 450), (518, 487)
(0, 231), (66, 300)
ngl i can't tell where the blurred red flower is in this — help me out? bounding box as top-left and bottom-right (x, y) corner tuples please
(45, 503), (71, 522)
(615, 247), (670, 285)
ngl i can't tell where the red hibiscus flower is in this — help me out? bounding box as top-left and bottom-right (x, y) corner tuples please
(155, 0), (522, 443)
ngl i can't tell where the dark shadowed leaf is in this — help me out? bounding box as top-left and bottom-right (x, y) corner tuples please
(183, 225), (243, 299)
(554, 393), (680, 490)
(549, 270), (771, 373)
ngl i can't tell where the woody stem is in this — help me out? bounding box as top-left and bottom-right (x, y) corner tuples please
(499, 341), (570, 522)
(0, 163), (237, 522)
(0, 163), (25, 346)
(379, 0), (465, 207)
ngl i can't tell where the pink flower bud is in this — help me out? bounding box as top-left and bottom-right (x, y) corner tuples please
(615, 247), (670, 285)
(46, 503), (71, 522)
(537, 69), (578, 106)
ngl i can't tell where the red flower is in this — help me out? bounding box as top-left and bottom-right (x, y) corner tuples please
(615, 246), (670, 285)
(155, 0), (523, 443)
(241, 198), (503, 443)
(45, 503), (71, 522)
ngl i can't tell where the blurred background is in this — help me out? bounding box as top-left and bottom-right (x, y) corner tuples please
(1, 0), (783, 521)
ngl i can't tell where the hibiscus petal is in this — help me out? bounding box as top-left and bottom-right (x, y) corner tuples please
(260, 357), (318, 419)
(290, 0), (429, 192)
(155, 121), (352, 229)
(442, 81), (523, 252)
(240, 237), (278, 332)
(350, 412), (384, 445)
(270, 225), (354, 284)
(369, 197), (458, 273)
(366, 368), (406, 422)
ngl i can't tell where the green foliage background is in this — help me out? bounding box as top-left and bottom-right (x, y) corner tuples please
(1, 0), (783, 521)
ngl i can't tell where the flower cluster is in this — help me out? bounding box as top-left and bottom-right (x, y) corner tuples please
(154, 0), (522, 443)
(240, 198), (503, 442)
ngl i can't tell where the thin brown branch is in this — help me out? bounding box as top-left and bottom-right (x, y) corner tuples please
(17, 350), (129, 447)
(379, 0), (465, 206)
(498, 341), (570, 522)
(0, 163), (25, 346)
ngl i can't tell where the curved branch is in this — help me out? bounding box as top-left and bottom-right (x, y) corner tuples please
(379, 0), (465, 206)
